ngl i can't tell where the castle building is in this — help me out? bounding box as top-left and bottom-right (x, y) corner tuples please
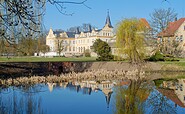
(45, 11), (114, 57)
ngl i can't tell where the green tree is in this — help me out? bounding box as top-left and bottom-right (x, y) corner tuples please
(116, 18), (146, 63)
(115, 79), (151, 114)
(92, 39), (113, 61)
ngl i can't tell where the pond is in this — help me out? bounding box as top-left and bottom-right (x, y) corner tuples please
(1, 77), (185, 114)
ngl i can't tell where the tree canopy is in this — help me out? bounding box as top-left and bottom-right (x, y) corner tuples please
(116, 18), (146, 63)
(0, 0), (89, 56)
(92, 39), (113, 61)
(150, 8), (178, 55)
(150, 8), (177, 35)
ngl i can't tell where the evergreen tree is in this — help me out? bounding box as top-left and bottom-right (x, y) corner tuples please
(93, 39), (113, 61)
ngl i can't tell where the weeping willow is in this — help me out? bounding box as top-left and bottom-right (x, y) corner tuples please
(116, 18), (146, 63)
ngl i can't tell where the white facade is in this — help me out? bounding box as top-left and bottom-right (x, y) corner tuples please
(45, 12), (114, 57)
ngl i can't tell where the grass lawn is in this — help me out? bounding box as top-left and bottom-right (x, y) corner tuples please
(158, 58), (185, 67)
(0, 56), (97, 62)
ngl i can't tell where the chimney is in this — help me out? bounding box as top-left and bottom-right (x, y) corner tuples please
(175, 17), (178, 21)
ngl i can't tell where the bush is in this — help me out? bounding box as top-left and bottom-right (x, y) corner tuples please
(84, 49), (91, 57)
(96, 54), (113, 61)
(92, 39), (113, 61)
(148, 51), (180, 62)
(164, 58), (179, 61)
(148, 51), (164, 61)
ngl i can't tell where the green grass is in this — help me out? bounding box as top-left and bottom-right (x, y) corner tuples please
(0, 56), (97, 62)
(158, 58), (185, 67)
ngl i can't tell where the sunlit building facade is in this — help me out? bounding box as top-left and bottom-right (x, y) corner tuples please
(45, 11), (114, 57)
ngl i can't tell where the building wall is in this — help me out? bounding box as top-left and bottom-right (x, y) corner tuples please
(175, 21), (185, 47)
(46, 26), (114, 56)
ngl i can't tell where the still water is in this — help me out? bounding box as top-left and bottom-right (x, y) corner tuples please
(1, 78), (185, 114)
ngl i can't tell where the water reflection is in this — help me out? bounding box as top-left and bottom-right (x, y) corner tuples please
(0, 76), (185, 114)
(153, 79), (185, 108)
(114, 79), (152, 114)
(47, 80), (115, 108)
(0, 85), (46, 114)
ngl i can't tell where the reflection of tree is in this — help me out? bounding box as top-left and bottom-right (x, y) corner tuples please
(115, 79), (151, 114)
(0, 86), (46, 114)
(147, 89), (177, 114)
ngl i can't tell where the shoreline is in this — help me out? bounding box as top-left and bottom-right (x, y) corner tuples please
(0, 61), (185, 75)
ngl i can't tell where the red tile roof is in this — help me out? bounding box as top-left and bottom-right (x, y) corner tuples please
(140, 18), (150, 29)
(158, 88), (185, 108)
(158, 18), (185, 37)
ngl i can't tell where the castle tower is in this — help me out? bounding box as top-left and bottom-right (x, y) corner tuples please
(102, 89), (113, 108)
(104, 10), (113, 28)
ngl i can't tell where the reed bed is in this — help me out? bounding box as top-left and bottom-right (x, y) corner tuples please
(0, 69), (146, 87)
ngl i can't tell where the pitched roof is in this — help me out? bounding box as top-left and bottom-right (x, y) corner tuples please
(104, 11), (113, 28)
(66, 32), (76, 38)
(53, 30), (64, 37)
(140, 18), (150, 28)
(53, 30), (75, 38)
(158, 88), (185, 108)
(158, 18), (185, 37)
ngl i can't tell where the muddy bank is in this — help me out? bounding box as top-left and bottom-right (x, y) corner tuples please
(0, 61), (184, 78)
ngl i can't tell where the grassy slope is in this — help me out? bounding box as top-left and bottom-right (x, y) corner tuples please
(0, 57), (185, 71)
(157, 58), (185, 71)
(0, 56), (97, 62)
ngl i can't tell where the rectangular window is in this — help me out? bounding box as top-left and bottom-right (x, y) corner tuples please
(184, 26), (185, 30)
(73, 47), (75, 51)
(180, 35), (183, 42)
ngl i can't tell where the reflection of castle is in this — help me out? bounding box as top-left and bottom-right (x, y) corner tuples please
(158, 79), (185, 108)
(47, 80), (116, 108)
(47, 83), (56, 92)
(74, 80), (115, 108)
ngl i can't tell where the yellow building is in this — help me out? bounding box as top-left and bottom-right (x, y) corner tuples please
(158, 18), (185, 56)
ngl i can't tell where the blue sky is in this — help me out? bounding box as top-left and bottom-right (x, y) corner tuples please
(44, 0), (185, 31)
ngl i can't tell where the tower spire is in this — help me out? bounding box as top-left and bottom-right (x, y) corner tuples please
(105, 10), (113, 28)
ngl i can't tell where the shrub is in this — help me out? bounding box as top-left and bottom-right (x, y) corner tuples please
(148, 51), (164, 61)
(84, 49), (91, 57)
(148, 51), (180, 62)
(92, 39), (113, 61)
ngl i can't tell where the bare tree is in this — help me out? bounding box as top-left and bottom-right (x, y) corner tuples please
(0, 0), (89, 55)
(40, 44), (50, 55)
(150, 8), (177, 54)
(150, 8), (177, 35)
(56, 39), (64, 56)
